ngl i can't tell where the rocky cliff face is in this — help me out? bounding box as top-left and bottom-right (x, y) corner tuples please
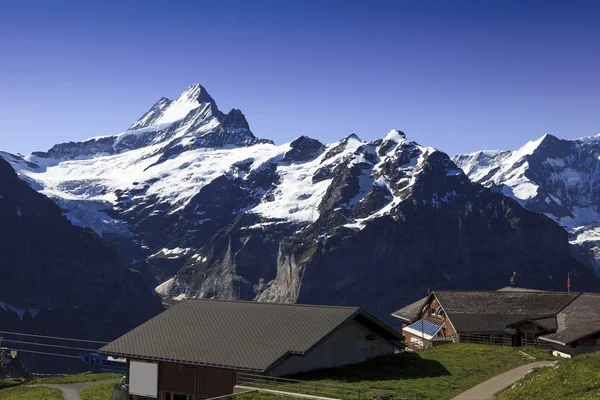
(170, 132), (597, 323)
(3, 84), (598, 326)
(454, 134), (600, 275)
(0, 157), (161, 371)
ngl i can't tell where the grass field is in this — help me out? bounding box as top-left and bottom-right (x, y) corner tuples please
(0, 385), (63, 400)
(80, 382), (117, 400)
(283, 344), (556, 400)
(0, 379), (24, 390)
(495, 351), (600, 400)
(0, 373), (121, 400)
(31, 372), (121, 384)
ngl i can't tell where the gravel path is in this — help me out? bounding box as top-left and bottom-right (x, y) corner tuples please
(31, 379), (118, 400)
(450, 361), (555, 400)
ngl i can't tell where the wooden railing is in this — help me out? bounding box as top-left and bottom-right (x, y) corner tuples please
(237, 373), (419, 400)
(404, 334), (552, 351)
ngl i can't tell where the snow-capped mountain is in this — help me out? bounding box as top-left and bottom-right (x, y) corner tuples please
(2, 84), (598, 322)
(454, 133), (600, 273)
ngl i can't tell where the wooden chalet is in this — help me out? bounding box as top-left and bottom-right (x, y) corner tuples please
(393, 287), (600, 357)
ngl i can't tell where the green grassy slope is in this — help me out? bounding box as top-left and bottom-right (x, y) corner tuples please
(495, 351), (600, 400)
(80, 382), (117, 400)
(31, 373), (121, 385)
(0, 386), (63, 400)
(292, 344), (555, 400)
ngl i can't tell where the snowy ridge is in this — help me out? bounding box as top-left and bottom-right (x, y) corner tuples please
(2, 83), (599, 321)
(4, 128), (437, 234)
(3, 93), (462, 300)
(454, 133), (600, 273)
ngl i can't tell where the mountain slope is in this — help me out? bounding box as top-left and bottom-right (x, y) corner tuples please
(454, 134), (600, 274)
(170, 133), (598, 321)
(3, 84), (598, 323)
(0, 157), (161, 371)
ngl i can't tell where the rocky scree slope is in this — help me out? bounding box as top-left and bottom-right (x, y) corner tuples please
(454, 134), (600, 275)
(2, 84), (598, 323)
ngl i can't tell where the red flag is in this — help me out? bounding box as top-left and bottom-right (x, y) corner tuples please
(567, 273), (571, 291)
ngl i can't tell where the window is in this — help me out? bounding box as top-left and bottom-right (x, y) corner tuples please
(159, 394), (192, 400)
(436, 307), (445, 318)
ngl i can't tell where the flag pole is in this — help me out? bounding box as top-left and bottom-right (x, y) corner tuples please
(567, 272), (571, 293)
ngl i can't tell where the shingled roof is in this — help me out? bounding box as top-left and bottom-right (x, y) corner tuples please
(391, 296), (429, 323)
(392, 289), (582, 335)
(434, 290), (580, 316)
(100, 299), (404, 372)
(437, 291), (580, 333)
(539, 293), (600, 345)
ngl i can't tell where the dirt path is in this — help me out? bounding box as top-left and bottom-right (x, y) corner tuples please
(32, 379), (118, 400)
(450, 361), (555, 400)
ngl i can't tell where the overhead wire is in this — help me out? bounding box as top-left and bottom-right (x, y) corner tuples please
(2, 348), (81, 359)
(0, 330), (108, 344)
(1, 339), (100, 353)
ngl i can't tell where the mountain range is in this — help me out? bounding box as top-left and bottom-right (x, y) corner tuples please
(1, 84), (599, 330)
(454, 134), (600, 275)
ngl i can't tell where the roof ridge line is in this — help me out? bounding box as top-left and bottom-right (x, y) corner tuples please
(432, 289), (582, 294)
(555, 292), (584, 313)
(182, 297), (361, 310)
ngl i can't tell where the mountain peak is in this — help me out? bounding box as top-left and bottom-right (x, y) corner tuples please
(128, 84), (218, 131)
(221, 109), (250, 132)
(345, 133), (363, 142)
(179, 83), (215, 105)
(383, 129), (406, 143)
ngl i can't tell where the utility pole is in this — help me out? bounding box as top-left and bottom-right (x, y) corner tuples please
(421, 304), (429, 349)
(0, 337), (5, 379)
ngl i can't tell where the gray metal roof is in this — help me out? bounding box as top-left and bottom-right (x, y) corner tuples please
(540, 293), (600, 345)
(100, 298), (403, 372)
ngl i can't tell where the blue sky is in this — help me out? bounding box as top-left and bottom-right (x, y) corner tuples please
(1, 0), (599, 156)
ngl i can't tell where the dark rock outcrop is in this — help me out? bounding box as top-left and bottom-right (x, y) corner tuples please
(283, 136), (325, 163)
(0, 158), (161, 372)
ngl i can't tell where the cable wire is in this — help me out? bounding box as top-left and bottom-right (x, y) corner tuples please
(1, 339), (100, 353)
(0, 330), (108, 344)
(2, 347), (81, 359)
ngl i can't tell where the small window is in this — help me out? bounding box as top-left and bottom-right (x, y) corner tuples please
(436, 307), (445, 318)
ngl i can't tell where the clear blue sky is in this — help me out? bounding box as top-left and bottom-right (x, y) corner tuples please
(1, 0), (599, 156)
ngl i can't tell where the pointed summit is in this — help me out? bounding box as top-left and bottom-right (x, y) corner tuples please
(179, 83), (216, 105)
(128, 84), (218, 131)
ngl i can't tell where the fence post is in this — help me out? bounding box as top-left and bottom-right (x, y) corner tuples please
(357, 388), (361, 400)
(314, 383), (317, 396)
